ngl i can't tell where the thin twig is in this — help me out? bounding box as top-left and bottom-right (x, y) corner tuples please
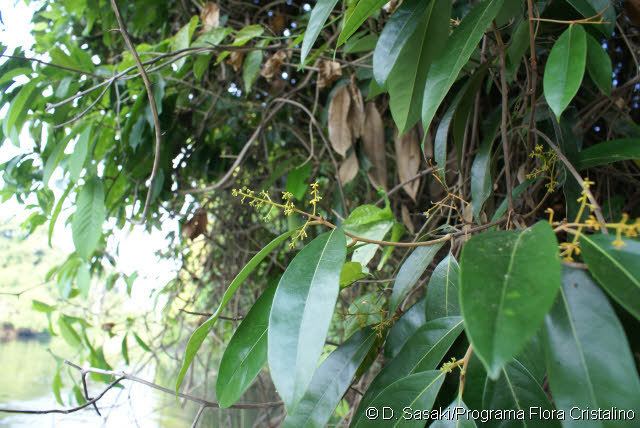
(526, 0), (538, 148)
(110, 0), (162, 223)
(494, 25), (514, 213)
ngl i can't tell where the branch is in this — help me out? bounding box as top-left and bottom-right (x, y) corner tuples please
(494, 25), (514, 213)
(110, 0), (162, 224)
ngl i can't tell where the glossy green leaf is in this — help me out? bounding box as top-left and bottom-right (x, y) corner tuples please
(433, 88), (464, 180)
(377, 222), (405, 270)
(586, 33), (612, 95)
(482, 359), (559, 427)
(389, 242), (444, 314)
(340, 261), (366, 287)
(176, 229), (295, 390)
(372, 0), (426, 86)
(460, 221), (561, 378)
(543, 268), (640, 426)
(431, 394), (477, 428)
(217, 283), (276, 408)
(566, 0), (615, 36)
(286, 162), (312, 200)
(580, 234), (640, 320)
(301, 0), (340, 65)
(338, 0), (388, 46)
(3, 80), (39, 145)
(357, 317), (463, 414)
(384, 298), (426, 358)
(576, 139), (640, 170)
(387, 0), (450, 133)
(421, 0), (504, 131)
(72, 177), (106, 260)
(353, 371), (446, 428)
(344, 205), (394, 268)
(283, 327), (376, 428)
(543, 25), (587, 119)
(344, 292), (384, 337)
(425, 254), (460, 321)
(268, 228), (346, 409)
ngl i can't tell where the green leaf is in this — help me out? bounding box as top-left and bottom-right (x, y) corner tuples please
(566, 0), (615, 36)
(133, 332), (151, 352)
(425, 254), (460, 321)
(357, 317), (463, 416)
(283, 327), (376, 428)
(580, 234), (640, 320)
(470, 125), (497, 222)
(460, 221), (561, 379)
(389, 242), (444, 314)
(52, 369), (64, 405)
(171, 15), (199, 69)
(482, 359), (559, 427)
(373, 0), (426, 86)
(268, 228), (346, 409)
(286, 162), (312, 200)
(58, 316), (82, 348)
(121, 334), (130, 365)
(377, 222), (405, 270)
(343, 205), (394, 268)
(421, 0), (505, 132)
(338, 0), (388, 46)
(233, 24), (264, 46)
(176, 230), (295, 390)
(32, 299), (55, 313)
(431, 394), (477, 428)
(48, 182), (73, 247)
(543, 268), (640, 425)
(340, 261), (366, 288)
(43, 134), (71, 187)
(301, 0), (340, 65)
(543, 25), (587, 119)
(384, 298), (426, 358)
(68, 125), (92, 182)
(387, 0), (450, 133)
(3, 80), (40, 145)
(586, 33), (612, 95)
(72, 177), (106, 260)
(576, 139), (640, 170)
(491, 179), (533, 222)
(216, 283), (276, 408)
(344, 292), (384, 337)
(353, 371), (446, 428)
(242, 49), (263, 94)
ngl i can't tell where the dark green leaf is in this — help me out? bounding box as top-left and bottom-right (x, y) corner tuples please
(543, 25), (587, 119)
(283, 327), (376, 428)
(470, 128), (496, 222)
(566, 0), (615, 36)
(384, 298), (426, 358)
(133, 332), (151, 353)
(580, 234), (640, 320)
(353, 371), (446, 428)
(586, 33), (612, 95)
(216, 284), (276, 408)
(482, 359), (559, 427)
(243, 46), (263, 93)
(72, 177), (106, 260)
(301, 0), (340, 65)
(576, 139), (640, 170)
(286, 162), (312, 200)
(543, 268), (640, 426)
(425, 254), (460, 321)
(386, 0), (450, 133)
(268, 228), (346, 409)
(357, 317), (463, 415)
(389, 242), (444, 314)
(338, 0), (388, 46)
(68, 125), (92, 182)
(431, 394), (477, 428)
(421, 0), (505, 131)
(176, 230), (295, 390)
(460, 221), (561, 378)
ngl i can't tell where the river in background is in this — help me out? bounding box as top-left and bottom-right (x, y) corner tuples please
(0, 339), (274, 427)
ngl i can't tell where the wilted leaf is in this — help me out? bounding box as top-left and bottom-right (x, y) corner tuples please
(393, 127), (421, 200)
(338, 150), (359, 184)
(347, 79), (366, 139)
(260, 50), (287, 81)
(317, 60), (342, 89)
(227, 51), (244, 72)
(200, 2), (220, 31)
(182, 208), (208, 240)
(328, 85), (353, 157)
(361, 102), (387, 190)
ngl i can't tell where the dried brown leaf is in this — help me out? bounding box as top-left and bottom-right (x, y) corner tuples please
(347, 79), (365, 139)
(338, 151), (359, 184)
(182, 209), (208, 240)
(261, 50), (287, 81)
(394, 128), (421, 201)
(328, 85), (353, 157)
(227, 51), (244, 72)
(317, 60), (342, 89)
(625, 0), (640, 26)
(201, 2), (220, 32)
(362, 102), (387, 190)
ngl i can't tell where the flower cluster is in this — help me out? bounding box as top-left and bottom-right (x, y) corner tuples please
(527, 144), (558, 192)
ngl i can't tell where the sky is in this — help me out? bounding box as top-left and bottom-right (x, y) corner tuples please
(0, 1), (180, 310)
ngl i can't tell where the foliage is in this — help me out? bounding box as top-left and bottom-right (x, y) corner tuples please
(1, 0), (640, 425)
